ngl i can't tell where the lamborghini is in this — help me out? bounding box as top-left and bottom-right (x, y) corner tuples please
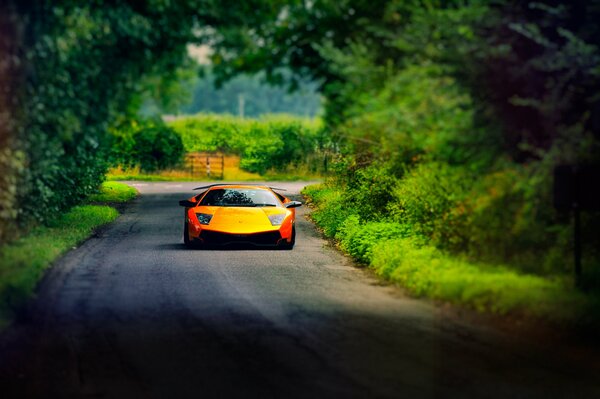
(178, 184), (302, 249)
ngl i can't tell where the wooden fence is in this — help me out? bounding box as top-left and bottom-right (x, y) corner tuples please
(185, 152), (225, 179)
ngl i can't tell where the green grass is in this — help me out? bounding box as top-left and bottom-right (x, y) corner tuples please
(87, 181), (138, 202)
(0, 182), (136, 327)
(302, 183), (596, 323)
(371, 239), (590, 321)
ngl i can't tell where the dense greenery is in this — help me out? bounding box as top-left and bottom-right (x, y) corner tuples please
(2, 0), (599, 317)
(205, 1), (600, 290)
(0, 0), (210, 243)
(109, 119), (184, 172)
(169, 114), (330, 175)
(0, 0), (329, 245)
(303, 184), (592, 319)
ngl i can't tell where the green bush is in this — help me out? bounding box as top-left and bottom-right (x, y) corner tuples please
(452, 164), (578, 276)
(336, 215), (413, 264)
(169, 114), (329, 175)
(302, 184), (351, 238)
(388, 162), (472, 249)
(344, 163), (399, 221)
(110, 120), (184, 172)
(303, 182), (595, 319)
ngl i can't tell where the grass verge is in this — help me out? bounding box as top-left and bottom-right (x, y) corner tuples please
(0, 182), (135, 328)
(87, 181), (138, 202)
(302, 183), (597, 323)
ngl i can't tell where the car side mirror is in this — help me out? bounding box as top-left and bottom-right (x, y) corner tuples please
(179, 200), (197, 207)
(284, 201), (302, 209)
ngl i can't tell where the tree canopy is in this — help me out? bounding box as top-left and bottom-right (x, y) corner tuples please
(1, 0), (599, 281)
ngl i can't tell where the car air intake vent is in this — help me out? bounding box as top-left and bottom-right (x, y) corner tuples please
(200, 231), (281, 246)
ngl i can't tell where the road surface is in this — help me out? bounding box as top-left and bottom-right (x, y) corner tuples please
(0, 181), (599, 398)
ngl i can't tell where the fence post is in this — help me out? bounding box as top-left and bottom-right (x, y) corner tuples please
(221, 155), (224, 180)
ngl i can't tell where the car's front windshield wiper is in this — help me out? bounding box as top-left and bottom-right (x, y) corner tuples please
(255, 203), (277, 207)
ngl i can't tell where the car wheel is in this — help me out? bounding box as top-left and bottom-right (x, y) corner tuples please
(184, 220), (191, 247)
(281, 226), (296, 250)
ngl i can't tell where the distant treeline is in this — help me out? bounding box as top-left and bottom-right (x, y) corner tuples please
(180, 71), (322, 118)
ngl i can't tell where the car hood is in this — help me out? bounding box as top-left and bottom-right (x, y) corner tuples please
(197, 206), (287, 233)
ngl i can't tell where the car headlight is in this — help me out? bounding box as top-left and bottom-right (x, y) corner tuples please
(268, 213), (286, 226)
(195, 213), (213, 225)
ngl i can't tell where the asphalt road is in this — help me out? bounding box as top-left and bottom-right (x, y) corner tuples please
(1, 181), (599, 398)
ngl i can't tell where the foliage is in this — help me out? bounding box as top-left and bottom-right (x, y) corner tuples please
(139, 56), (200, 117)
(176, 68), (322, 118)
(287, 2), (599, 289)
(341, 163), (399, 221)
(169, 114), (331, 175)
(2, 0), (599, 322)
(87, 182), (138, 203)
(388, 162), (473, 247)
(370, 238), (588, 319)
(302, 184), (350, 238)
(1, 0), (210, 243)
(109, 119), (184, 172)
(336, 215), (412, 264)
(304, 184), (595, 320)
(469, 1), (600, 162)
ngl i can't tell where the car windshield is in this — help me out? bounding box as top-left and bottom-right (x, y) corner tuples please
(199, 188), (280, 207)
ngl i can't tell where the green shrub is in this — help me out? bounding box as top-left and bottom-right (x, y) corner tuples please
(238, 122), (285, 174)
(344, 163), (399, 221)
(110, 120), (184, 172)
(133, 126), (184, 172)
(169, 114), (329, 174)
(388, 162), (472, 248)
(302, 184), (350, 237)
(336, 215), (413, 263)
(448, 164), (574, 275)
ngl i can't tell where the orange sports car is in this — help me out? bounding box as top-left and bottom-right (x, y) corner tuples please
(179, 184), (302, 249)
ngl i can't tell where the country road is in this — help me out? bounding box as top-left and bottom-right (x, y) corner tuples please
(0, 181), (599, 398)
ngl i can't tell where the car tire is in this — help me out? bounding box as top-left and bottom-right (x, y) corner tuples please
(184, 220), (192, 247)
(281, 226), (296, 250)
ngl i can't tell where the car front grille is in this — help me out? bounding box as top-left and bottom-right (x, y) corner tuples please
(199, 230), (281, 246)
